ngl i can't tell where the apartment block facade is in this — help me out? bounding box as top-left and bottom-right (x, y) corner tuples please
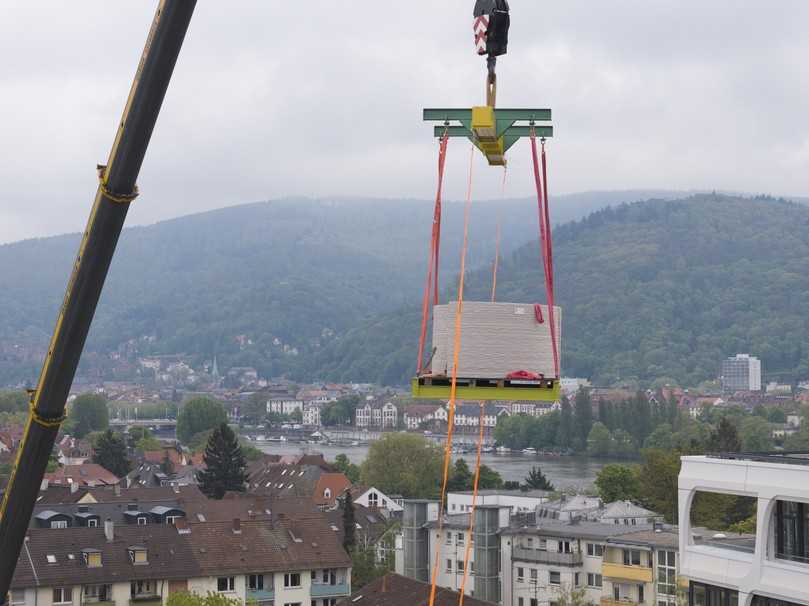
(679, 454), (809, 606)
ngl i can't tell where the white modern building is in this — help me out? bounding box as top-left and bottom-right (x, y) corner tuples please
(721, 354), (762, 393)
(679, 453), (809, 606)
(448, 490), (552, 515)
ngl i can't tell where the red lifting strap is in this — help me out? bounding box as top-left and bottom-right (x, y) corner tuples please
(416, 131), (449, 375)
(530, 130), (560, 377)
(533, 303), (544, 324)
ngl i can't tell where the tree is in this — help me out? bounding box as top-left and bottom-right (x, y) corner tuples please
(360, 433), (442, 498)
(611, 429), (636, 457)
(127, 426), (152, 449)
(523, 466), (554, 491)
(160, 451), (175, 475)
(343, 491), (356, 552)
(587, 422), (612, 456)
(289, 408), (303, 424)
(739, 416), (773, 452)
(637, 449), (681, 523)
(558, 396), (574, 450)
(573, 387), (593, 450)
(242, 392), (268, 425)
(196, 423), (248, 499)
(322, 396), (360, 427)
(785, 426), (809, 450)
(334, 453), (361, 484)
(68, 394), (109, 439)
(595, 464), (640, 503)
(707, 417), (742, 452)
(448, 458), (473, 491)
(0, 391), (28, 414)
(644, 423), (674, 450)
(92, 429), (131, 478)
(351, 546), (389, 590)
(477, 464), (504, 489)
(166, 592), (241, 606)
(177, 397), (227, 444)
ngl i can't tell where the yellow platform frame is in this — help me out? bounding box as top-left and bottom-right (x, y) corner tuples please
(411, 376), (560, 402)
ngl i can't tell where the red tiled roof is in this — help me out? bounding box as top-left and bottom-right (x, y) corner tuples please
(313, 473), (352, 506)
(45, 464), (120, 487)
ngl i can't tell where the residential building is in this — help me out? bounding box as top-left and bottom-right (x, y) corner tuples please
(679, 453), (809, 606)
(355, 400), (398, 429)
(453, 403), (502, 428)
(303, 403), (322, 426)
(721, 354), (762, 393)
(267, 398), (304, 416)
(248, 457), (351, 508)
(44, 464), (120, 488)
(352, 487), (404, 514)
(404, 404), (443, 430)
(448, 490), (552, 515)
(10, 514), (351, 606)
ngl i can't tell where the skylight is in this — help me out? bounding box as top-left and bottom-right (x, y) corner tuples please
(46, 555), (56, 564)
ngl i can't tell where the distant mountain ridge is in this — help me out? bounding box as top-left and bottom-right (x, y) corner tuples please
(0, 190), (676, 386)
(2, 191), (807, 387)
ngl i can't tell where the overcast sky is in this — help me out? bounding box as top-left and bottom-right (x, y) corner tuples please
(1, 1), (807, 244)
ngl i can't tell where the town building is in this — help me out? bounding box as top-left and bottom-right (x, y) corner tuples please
(267, 397), (304, 416)
(403, 404), (443, 430)
(679, 452), (809, 606)
(721, 354), (762, 393)
(44, 464), (120, 488)
(303, 403), (322, 426)
(355, 400), (398, 429)
(10, 513), (351, 606)
(352, 486), (404, 514)
(448, 490), (552, 515)
(248, 456), (351, 508)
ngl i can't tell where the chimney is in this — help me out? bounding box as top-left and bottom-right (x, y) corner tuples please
(233, 518), (242, 534)
(70, 481), (79, 494)
(382, 574), (388, 593)
(104, 519), (114, 543)
(114, 483), (121, 497)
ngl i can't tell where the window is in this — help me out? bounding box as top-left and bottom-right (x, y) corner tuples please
(446, 532), (452, 545)
(538, 539), (547, 551)
(531, 600), (538, 606)
(457, 560), (464, 573)
(517, 567), (524, 582)
(774, 500), (809, 564)
(217, 577), (235, 592)
(166, 515), (180, 525)
(587, 573), (603, 588)
(526, 537), (533, 548)
(83, 551), (102, 568)
(518, 599), (524, 606)
(284, 573), (301, 588)
(249, 574), (264, 590)
(368, 492), (379, 508)
(529, 569), (537, 583)
(131, 581), (155, 598)
(446, 559), (452, 572)
(623, 549), (641, 566)
(550, 571), (560, 585)
(574, 573), (580, 587)
(638, 584), (645, 603)
(83, 585), (111, 603)
(129, 549), (148, 564)
(51, 520), (68, 529)
(324, 488), (332, 499)
(10, 590), (25, 606)
(53, 588), (72, 604)
(657, 550), (676, 596)
(87, 519), (98, 528)
(137, 516), (147, 525)
(587, 543), (604, 557)
(457, 532), (464, 545)
(558, 541), (571, 553)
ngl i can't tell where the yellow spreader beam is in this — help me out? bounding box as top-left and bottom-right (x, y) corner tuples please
(411, 376), (560, 402)
(423, 107), (553, 167)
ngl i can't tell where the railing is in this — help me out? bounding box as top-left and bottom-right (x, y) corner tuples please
(246, 589), (275, 601)
(601, 562), (653, 583)
(311, 582), (350, 597)
(512, 547), (583, 566)
(601, 598), (638, 606)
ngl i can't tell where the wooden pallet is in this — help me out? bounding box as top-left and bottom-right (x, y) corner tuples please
(411, 376), (560, 402)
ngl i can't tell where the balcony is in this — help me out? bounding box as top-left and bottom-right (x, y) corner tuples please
(247, 589), (275, 601)
(512, 547), (583, 567)
(601, 598), (638, 606)
(601, 562), (653, 583)
(311, 582), (350, 597)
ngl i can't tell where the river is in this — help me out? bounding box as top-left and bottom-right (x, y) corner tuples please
(255, 441), (623, 491)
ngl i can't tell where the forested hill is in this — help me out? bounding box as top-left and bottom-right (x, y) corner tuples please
(0, 191), (673, 386)
(315, 194), (809, 386)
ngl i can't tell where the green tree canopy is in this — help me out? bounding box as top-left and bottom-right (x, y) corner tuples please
(68, 394), (109, 439)
(197, 423), (248, 499)
(166, 592), (241, 606)
(573, 388), (594, 450)
(177, 397), (227, 444)
(739, 416), (773, 452)
(0, 391), (28, 414)
(637, 449), (681, 523)
(360, 433), (442, 498)
(594, 464), (640, 503)
(644, 423), (674, 450)
(334, 453), (361, 483)
(92, 429), (131, 478)
(587, 422), (612, 456)
(707, 416), (742, 452)
(523, 466), (554, 491)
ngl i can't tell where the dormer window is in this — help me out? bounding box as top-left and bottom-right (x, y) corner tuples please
(128, 547), (148, 564)
(137, 516), (147, 526)
(324, 488), (332, 499)
(83, 549), (102, 568)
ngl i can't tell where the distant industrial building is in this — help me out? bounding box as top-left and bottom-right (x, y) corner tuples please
(721, 354), (761, 392)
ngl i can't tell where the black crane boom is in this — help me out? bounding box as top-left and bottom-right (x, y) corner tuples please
(0, 1), (196, 599)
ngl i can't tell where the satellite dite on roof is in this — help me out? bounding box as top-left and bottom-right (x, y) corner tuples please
(412, 301), (561, 402)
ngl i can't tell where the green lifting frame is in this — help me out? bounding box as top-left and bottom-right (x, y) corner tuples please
(423, 107), (553, 166)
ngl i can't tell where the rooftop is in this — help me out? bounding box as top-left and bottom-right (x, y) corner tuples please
(706, 451), (809, 466)
(341, 573), (492, 606)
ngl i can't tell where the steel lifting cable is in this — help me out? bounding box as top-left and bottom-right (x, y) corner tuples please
(458, 400), (486, 605)
(428, 145), (475, 606)
(530, 129), (560, 377)
(417, 131), (450, 375)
